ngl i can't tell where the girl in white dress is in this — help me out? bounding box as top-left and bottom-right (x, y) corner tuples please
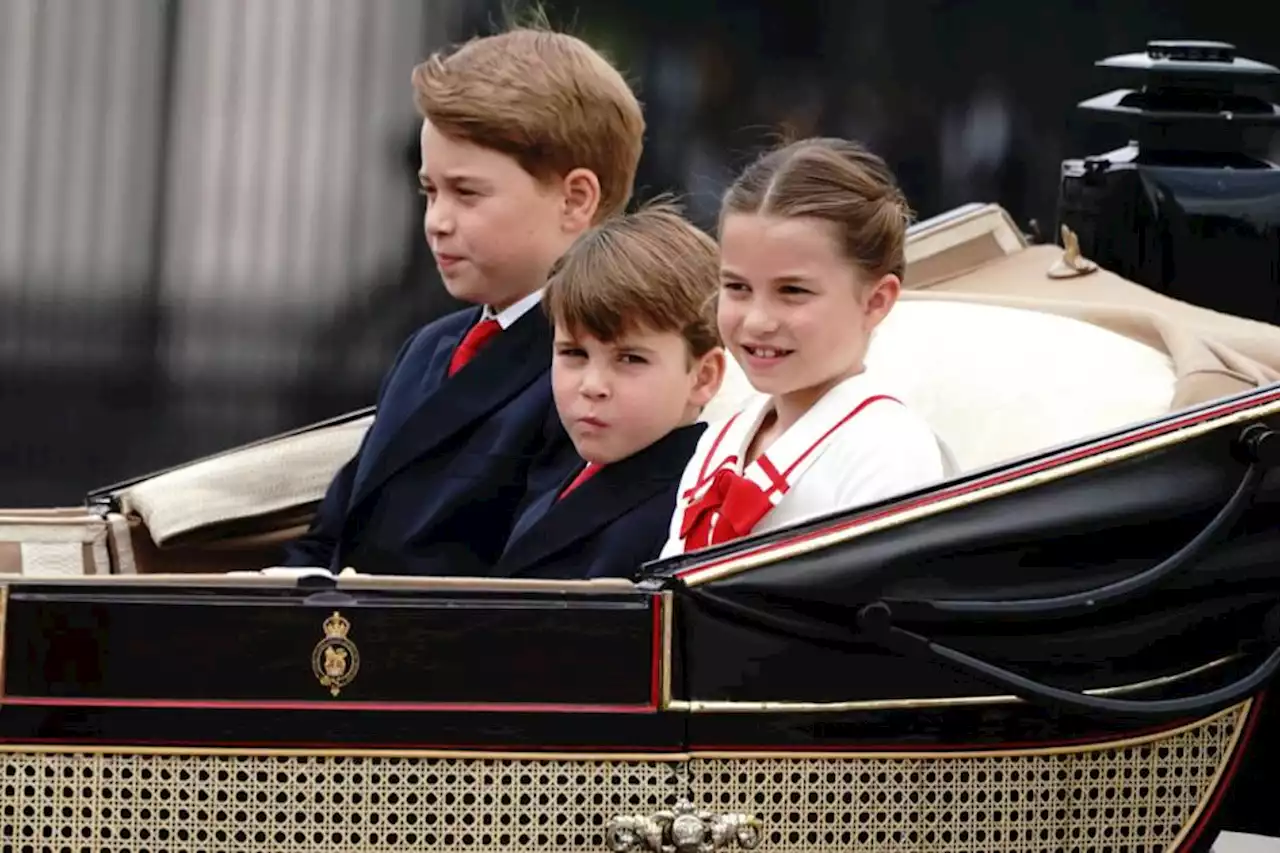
(661, 138), (956, 557)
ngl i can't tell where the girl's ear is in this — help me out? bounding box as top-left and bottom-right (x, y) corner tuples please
(862, 273), (901, 331)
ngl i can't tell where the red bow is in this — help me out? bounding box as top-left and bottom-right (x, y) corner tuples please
(680, 468), (775, 550)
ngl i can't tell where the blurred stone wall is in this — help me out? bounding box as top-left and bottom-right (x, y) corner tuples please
(0, 0), (469, 503)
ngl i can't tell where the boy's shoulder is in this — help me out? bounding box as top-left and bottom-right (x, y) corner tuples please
(406, 306), (480, 348)
(383, 306), (482, 371)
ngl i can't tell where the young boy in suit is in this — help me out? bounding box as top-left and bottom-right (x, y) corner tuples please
(493, 203), (725, 579)
(281, 25), (645, 576)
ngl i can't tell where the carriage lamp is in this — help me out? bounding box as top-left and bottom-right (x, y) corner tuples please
(1057, 40), (1280, 325)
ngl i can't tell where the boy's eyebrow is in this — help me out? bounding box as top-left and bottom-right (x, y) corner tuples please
(614, 342), (657, 355)
(418, 169), (491, 187)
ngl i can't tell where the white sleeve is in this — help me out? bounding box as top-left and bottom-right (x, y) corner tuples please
(826, 408), (949, 512)
(658, 422), (719, 559)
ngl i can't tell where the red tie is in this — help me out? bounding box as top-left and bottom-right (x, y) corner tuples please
(558, 463), (602, 500)
(448, 318), (501, 376)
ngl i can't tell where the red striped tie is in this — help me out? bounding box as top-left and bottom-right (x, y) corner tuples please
(448, 318), (501, 376)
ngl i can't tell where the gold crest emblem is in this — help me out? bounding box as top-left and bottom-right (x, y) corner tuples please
(311, 610), (359, 697)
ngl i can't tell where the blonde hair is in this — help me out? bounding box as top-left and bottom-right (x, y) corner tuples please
(411, 26), (645, 221)
(721, 137), (913, 280)
(544, 200), (721, 358)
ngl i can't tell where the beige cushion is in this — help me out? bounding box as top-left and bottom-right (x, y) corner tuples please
(868, 299), (1176, 472)
(903, 203), (1280, 410)
(119, 416), (372, 547)
(0, 509), (136, 575)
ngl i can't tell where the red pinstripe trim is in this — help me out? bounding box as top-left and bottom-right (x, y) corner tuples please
(0, 696), (658, 713)
(650, 599), (662, 706)
(687, 414), (740, 497)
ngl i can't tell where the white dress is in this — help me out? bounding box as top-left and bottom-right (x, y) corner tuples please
(660, 369), (957, 557)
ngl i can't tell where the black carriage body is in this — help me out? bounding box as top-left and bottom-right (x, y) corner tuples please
(2, 387), (1279, 851)
(0, 579), (676, 750)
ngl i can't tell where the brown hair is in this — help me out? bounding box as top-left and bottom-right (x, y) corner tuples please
(721, 137), (913, 280)
(543, 200), (721, 358)
(411, 25), (645, 221)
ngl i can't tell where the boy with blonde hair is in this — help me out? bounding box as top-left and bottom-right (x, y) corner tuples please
(283, 24), (646, 576)
(493, 202), (725, 579)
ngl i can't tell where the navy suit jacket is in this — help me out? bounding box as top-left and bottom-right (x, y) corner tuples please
(282, 305), (577, 576)
(492, 423), (706, 580)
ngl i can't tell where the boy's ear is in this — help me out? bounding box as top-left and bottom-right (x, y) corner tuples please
(689, 347), (726, 409)
(560, 167), (602, 233)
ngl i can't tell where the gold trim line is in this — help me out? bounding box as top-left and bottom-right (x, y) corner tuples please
(692, 700), (1249, 760)
(0, 700), (1249, 762)
(659, 591), (673, 709)
(666, 654), (1236, 713)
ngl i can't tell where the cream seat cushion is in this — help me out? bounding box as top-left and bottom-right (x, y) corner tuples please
(865, 299), (1177, 472)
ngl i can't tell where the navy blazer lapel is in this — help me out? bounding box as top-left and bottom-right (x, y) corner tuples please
(363, 311), (474, 463)
(350, 307), (553, 510)
(497, 424), (705, 576)
(504, 481), (558, 550)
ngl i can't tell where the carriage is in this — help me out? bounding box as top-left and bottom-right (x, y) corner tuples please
(2, 200), (1279, 852)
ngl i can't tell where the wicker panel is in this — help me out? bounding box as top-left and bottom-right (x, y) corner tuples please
(0, 703), (1248, 852)
(691, 702), (1248, 853)
(0, 753), (682, 852)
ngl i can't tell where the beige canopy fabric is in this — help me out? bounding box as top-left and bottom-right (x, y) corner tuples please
(119, 414), (374, 548)
(901, 213), (1280, 410)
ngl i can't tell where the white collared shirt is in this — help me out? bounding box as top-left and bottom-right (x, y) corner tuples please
(482, 289), (544, 330)
(661, 369), (958, 558)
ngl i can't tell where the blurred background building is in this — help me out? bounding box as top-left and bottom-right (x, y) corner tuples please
(0, 0), (1273, 505)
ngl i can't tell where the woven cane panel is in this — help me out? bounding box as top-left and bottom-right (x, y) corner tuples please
(691, 703), (1248, 853)
(0, 753), (680, 852)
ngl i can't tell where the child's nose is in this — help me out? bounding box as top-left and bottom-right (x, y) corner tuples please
(580, 367), (610, 398)
(742, 304), (778, 335)
(425, 197), (454, 236)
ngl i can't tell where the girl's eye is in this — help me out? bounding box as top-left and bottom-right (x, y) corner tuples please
(722, 281), (748, 292)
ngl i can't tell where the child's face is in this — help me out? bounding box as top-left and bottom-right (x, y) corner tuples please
(419, 119), (594, 310)
(552, 324), (724, 465)
(717, 212), (899, 409)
